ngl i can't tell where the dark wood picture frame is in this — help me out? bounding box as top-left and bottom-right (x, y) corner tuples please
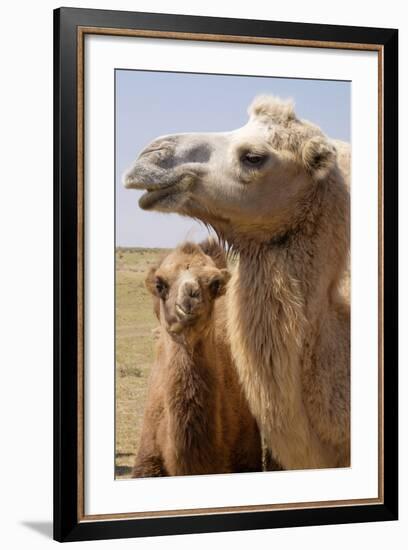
(54, 7), (398, 542)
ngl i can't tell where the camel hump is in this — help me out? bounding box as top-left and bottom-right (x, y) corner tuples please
(199, 238), (227, 269)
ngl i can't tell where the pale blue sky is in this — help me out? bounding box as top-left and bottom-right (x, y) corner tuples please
(116, 70), (350, 248)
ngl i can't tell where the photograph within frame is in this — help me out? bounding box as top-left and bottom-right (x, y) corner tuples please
(114, 68), (352, 481)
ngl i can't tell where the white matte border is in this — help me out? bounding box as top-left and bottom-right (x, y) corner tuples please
(84, 35), (378, 516)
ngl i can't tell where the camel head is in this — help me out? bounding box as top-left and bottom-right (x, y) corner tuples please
(124, 96), (338, 244)
(145, 240), (230, 343)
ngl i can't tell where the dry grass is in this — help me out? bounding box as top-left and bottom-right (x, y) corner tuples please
(115, 247), (167, 479)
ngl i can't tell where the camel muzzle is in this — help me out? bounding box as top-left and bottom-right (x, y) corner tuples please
(123, 133), (213, 192)
(123, 160), (180, 191)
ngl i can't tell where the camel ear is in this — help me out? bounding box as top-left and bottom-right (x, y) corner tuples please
(145, 268), (161, 319)
(209, 268), (231, 298)
(145, 267), (158, 295)
(199, 238), (227, 269)
(302, 136), (337, 180)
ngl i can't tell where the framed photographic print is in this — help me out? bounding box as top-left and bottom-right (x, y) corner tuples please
(54, 7), (398, 542)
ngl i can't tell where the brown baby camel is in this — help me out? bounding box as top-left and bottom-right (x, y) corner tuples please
(132, 240), (262, 477)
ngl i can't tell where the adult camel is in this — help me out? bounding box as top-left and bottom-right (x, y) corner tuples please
(124, 96), (350, 470)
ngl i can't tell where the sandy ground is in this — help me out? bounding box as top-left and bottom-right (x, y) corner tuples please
(115, 247), (166, 479)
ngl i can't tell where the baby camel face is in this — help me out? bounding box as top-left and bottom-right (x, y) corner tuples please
(146, 243), (230, 341)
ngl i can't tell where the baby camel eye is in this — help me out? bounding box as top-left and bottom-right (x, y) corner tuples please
(155, 277), (168, 297)
(241, 152), (268, 168)
(209, 279), (220, 296)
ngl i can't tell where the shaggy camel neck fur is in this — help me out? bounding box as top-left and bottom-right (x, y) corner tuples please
(227, 172), (350, 469)
(132, 241), (262, 477)
(152, 331), (224, 475)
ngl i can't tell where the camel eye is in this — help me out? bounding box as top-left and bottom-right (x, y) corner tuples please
(155, 277), (168, 297)
(209, 279), (220, 296)
(241, 152), (267, 168)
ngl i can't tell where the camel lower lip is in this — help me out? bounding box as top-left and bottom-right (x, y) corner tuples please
(138, 186), (176, 209)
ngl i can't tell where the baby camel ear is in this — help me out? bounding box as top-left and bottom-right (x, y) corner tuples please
(209, 268), (231, 298)
(145, 267), (157, 295)
(302, 136), (337, 180)
(145, 267), (161, 319)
